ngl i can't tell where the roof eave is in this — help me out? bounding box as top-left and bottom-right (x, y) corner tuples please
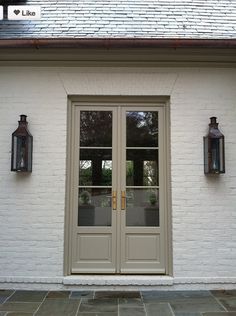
(0, 38), (236, 49)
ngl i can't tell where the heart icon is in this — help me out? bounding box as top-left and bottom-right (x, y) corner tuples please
(14, 10), (20, 15)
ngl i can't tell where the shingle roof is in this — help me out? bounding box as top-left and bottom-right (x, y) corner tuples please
(0, 0), (236, 39)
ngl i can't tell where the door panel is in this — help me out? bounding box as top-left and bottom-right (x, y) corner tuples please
(126, 234), (160, 260)
(71, 107), (117, 273)
(120, 107), (165, 273)
(71, 104), (166, 274)
(77, 234), (112, 260)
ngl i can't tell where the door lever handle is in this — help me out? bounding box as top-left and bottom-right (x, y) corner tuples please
(121, 191), (126, 210)
(112, 191), (117, 210)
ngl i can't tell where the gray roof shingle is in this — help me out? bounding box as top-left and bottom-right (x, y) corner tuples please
(0, 0), (235, 39)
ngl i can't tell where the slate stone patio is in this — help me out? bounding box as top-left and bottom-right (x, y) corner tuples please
(0, 289), (236, 315)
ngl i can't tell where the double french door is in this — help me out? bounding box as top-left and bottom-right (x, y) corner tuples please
(70, 103), (167, 274)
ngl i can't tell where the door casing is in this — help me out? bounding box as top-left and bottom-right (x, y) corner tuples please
(64, 96), (172, 276)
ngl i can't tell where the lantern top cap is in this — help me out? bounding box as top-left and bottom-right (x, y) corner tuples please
(18, 115), (28, 126)
(207, 116), (224, 138)
(209, 116), (219, 129)
(210, 117), (217, 124)
(19, 114), (27, 122)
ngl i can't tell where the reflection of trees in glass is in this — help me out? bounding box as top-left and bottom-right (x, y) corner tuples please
(80, 160), (112, 186)
(78, 188), (112, 226)
(126, 111), (158, 147)
(79, 188), (111, 207)
(126, 151), (158, 186)
(126, 161), (133, 186)
(80, 111), (112, 147)
(79, 190), (91, 205)
(148, 191), (157, 205)
(79, 160), (92, 185)
(126, 189), (159, 207)
(143, 161), (158, 186)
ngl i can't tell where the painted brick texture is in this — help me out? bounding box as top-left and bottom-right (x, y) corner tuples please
(0, 67), (236, 286)
(171, 70), (236, 278)
(0, 70), (67, 278)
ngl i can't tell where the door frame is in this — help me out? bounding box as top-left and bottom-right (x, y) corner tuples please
(64, 95), (172, 276)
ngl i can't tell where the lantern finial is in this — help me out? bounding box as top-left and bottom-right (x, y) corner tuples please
(210, 117), (217, 125)
(19, 114), (27, 123)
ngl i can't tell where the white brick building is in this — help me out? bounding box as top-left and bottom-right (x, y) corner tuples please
(0, 1), (236, 290)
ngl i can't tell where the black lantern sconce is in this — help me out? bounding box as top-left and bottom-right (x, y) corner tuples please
(11, 115), (33, 172)
(204, 117), (225, 174)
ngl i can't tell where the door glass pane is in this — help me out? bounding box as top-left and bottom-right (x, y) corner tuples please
(78, 110), (113, 227)
(78, 188), (112, 226)
(126, 149), (158, 186)
(80, 111), (112, 147)
(126, 189), (159, 226)
(126, 111), (158, 147)
(79, 149), (112, 186)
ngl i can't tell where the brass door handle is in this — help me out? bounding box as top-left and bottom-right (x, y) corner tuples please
(112, 191), (117, 210)
(121, 191), (126, 210)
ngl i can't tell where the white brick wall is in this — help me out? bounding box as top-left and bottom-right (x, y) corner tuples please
(0, 70), (67, 278)
(0, 67), (236, 289)
(171, 69), (236, 279)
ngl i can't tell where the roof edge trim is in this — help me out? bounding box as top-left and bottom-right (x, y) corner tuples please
(0, 38), (236, 49)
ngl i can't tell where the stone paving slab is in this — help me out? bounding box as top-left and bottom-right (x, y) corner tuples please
(70, 291), (94, 299)
(145, 302), (173, 316)
(77, 313), (118, 316)
(46, 291), (70, 299)
(0, 291), (14, 298)
(210, 290), (236, 312)
(119, 306), (146, 316)
(211, 291), (236, 298)
(118, 298), (144, 306)
(175, 313), (202, 316)
(142, 290), (212, 302)
(6, 313), (33, 316)
(170, 297), (224, 314)
(217, 298), (236, 312)
(79, 298), (118, 313)
(95, 291), (141, 299)
(0, 302), (40, 313)
(35, 298), (80, 316)
(0, 289), (235, 315)
(0, 291), (14, 304)
(202, 313), (236, 316)
(7, 291), (47, 302)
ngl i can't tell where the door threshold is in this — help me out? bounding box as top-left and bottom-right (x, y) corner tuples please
(63, 275), (173, 286)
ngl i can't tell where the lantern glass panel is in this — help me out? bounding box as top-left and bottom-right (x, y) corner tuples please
(17, 137), (26, 170)
(12, 135), (17, 171)
(210, 138), (220, 173)
(219, 137), (225, 173)
(27, 137), (33, 172)
(204, 136), (209, 174)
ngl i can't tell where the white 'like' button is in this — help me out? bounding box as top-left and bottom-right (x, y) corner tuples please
(8, 6), (41, 20)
